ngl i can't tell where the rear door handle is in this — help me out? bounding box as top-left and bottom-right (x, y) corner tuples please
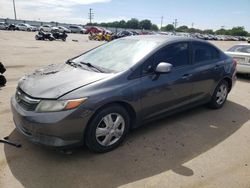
(182, 74), (193, 79)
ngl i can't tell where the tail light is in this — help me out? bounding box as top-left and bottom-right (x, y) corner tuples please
(233, 59), (237, 68)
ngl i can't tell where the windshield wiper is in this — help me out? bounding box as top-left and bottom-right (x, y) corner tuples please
(80, 62), (104, 73)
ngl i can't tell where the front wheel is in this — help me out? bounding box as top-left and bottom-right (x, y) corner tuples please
(85, 105), (130, 153)
(208, 80), (229, 109)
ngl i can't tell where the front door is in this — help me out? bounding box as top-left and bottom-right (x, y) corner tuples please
(140, 42), (194, 121)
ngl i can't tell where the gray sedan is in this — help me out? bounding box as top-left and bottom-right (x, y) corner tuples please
(11, 36), (236, 152)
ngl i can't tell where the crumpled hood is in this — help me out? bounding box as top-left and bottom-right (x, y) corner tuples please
(18, 63), (111, 99)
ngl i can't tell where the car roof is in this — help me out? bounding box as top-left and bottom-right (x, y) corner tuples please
(123, 35), (208, 45)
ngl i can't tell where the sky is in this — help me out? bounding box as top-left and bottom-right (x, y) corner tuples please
(0, 0), (250, 31)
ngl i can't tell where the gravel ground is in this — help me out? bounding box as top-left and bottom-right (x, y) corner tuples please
(0, 31), (249, 188)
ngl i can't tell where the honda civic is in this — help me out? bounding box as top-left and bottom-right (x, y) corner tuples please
(11, 35), (237, 152)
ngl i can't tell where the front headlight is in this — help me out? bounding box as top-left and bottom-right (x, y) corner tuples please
(36, 98), (87, 112)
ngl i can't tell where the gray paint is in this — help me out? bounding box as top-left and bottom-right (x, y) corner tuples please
(11, 35), (236, 147)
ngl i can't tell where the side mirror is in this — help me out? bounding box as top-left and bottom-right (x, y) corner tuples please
(155, 62), (173, 74)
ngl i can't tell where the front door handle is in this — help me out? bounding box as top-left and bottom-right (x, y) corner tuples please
(182, 74), (193, 79)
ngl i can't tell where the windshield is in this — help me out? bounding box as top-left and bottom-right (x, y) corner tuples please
(72, 38), (159, 72)
(228, 45), (250, 53)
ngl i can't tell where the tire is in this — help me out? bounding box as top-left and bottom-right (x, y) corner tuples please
(85, 105), (130, 153)
(208, 80), (229, 109)
(0, 75), (7, 86)
(27, 28), (31, 32)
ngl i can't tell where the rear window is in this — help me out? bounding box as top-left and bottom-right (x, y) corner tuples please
(193, 43), (220, 63)
(227, 45), (250, 54)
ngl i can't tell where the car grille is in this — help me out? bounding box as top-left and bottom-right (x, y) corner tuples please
(15, 89), (40, 111)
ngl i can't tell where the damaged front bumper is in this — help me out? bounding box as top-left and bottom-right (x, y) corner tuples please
(11, 96), (93, 147)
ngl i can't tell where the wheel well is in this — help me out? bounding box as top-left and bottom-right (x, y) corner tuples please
(223, 77), (232, 92)
(86, 101), (137, 133)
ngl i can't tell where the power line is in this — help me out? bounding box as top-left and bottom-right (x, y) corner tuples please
(88, 8), (94, 24)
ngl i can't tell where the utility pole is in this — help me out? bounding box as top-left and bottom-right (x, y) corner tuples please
(160, 16), (164, 30)
(174, 19), (178, 29)
(88, 8), (94, 24)
(12, 0), (17, 20)
(191, 22), (194, 28)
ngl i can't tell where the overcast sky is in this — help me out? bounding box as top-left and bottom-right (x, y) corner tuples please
(0, 0), (249, 31)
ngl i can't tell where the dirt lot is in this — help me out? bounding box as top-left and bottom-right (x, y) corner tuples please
(0, 31), (250, 188)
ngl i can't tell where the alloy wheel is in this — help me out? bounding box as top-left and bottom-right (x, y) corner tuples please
(95, 113), (125, 146)
(216, 84), (228, 105)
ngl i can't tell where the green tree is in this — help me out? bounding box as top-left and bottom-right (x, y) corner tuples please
(230, 27), (248, 36)
(119, 20), (126, 28)
(139, 19), (152, 30)
(126, 18), (139, 29)
(162, 24), (175, 31)
(151, 24), (159, 31)
(203, 29), (214, 34)
(176, 25), (189, 32)
(215, 29), (229, 35)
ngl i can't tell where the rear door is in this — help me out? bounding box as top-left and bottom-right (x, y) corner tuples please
(140, 42), (194, 120)
(189, 42), (224, 101)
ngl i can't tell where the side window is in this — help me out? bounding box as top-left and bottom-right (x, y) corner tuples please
(155, 43), (190, 67)
(193, 43), (220, 64)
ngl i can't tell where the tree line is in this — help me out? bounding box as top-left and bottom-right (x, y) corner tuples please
(162, 24), (249, 36)
(87, 18), (250, 36)
(87, 18), (159, 31)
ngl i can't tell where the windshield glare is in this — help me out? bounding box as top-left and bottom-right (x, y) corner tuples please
(228, 45), (250, 53)
(73, 39), (159, 72)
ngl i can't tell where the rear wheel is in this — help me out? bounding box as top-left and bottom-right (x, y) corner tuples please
(208, 80), (229, 109)
(85, 105), (130, 153)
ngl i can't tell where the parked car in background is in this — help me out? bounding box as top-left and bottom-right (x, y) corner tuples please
(6, 24), (17, 31)
(69, 25), (86, 34)
(39, 25), (58, 32)
(86, 26), (104, 34)
(11, 36), (236, 153)
(225, 44), (250, 74)
(0, 22), (7, 30)
(130, 31), (140, 35)
(248, 38), (250, 43)
(58, 26), (71, 33)
(115, 30), (133, 38)
(16, 23), (37, 31)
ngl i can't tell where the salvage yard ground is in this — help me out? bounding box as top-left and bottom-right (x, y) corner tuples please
(0, 31), (250, 188)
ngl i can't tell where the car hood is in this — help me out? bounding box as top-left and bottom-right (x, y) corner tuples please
(18, 63), (111, 99)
